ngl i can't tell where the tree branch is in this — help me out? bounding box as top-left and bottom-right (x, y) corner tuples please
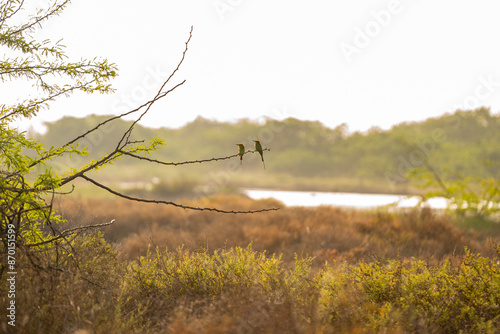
(8, 0), (71, 36)
(116, 26), (193, 150)
(1, 77), (103, 123)
(58, 150), (121, 187)
(119, 148), (271, 166)
(79, 174), (280, 214)
(0, 0), (24, 24)
(25, 219), (116, 247)
(422, 159), (452, 198)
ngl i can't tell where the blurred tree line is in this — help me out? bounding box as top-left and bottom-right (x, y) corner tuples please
(35, 107), (500, 194)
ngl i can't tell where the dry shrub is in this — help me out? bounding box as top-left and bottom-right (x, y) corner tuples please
(165, 288), (304, 334)
(55, 195), (496, 267)
(3, 194), (499, 333)
(116, 244), (320, 333)
(0, 233), (126, 334)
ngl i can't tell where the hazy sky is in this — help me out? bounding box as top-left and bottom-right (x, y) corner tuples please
(6, 0), (500, 133)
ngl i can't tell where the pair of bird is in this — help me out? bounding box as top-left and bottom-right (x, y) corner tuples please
(237, 140), (265, 169)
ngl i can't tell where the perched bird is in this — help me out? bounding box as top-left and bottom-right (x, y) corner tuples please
(254, 140), (265, 169)
(236, 143), (245, 165)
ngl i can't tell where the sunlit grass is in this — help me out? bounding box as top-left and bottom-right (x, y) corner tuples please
(55, 195), (500, 265)
(8, 231), (500, 333)
(5, 194), (500, 333)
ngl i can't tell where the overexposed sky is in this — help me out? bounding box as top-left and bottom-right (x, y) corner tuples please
(5, 0), (500, 133)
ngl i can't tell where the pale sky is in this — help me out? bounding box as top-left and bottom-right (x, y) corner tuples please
(5, 0), (500, 133)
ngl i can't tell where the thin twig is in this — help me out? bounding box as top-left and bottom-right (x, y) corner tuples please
(119, 148), (271, 166)
(116, 26), (193, 150)
(26, 219), (116, 247)
(1, 79), (100, 123)
(79, 174), (280, 214)
(8, 0), (71, 36)
(0, 0), (24, 24)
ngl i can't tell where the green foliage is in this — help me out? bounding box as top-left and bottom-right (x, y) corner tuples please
(319, 248), (500, 333)
(0, 1), (179, 257)
(0, 1), (117, 121)
(447, 177), (500, 217)
(409, 163), (500, 218)
(0, 0), (119, 254)
(0, 125), (76, 246)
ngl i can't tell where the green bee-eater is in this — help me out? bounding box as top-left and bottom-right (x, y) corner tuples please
(254, 140), (265, 169)
(236, 143), (245, 165)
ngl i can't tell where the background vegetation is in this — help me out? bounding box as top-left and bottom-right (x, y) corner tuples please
(35, 107), (500, 196)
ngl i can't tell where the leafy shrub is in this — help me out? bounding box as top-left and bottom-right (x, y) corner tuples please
(118, 244), (319, 331)
(2, 230), (499, 333)
(320, 247), (500, 333)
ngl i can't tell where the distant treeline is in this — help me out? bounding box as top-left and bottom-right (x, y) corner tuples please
(36, 107), (500, 194)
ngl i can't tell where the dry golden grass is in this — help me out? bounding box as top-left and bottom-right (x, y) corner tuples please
(3, 195), (500, 333)
(55, 194), (494, 267)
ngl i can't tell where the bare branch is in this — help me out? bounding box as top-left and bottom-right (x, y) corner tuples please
(160, 26), (193, 94)
(116, 26), (193, 149)
(26, 219), (116, 247)
(79, 174), (280, 214)
(120, 148), (271, 166)
(45, 27), (191, 164)
(118, 80), (186, 149)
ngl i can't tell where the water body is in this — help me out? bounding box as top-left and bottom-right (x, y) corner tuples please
(244, 189), (448, 209)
